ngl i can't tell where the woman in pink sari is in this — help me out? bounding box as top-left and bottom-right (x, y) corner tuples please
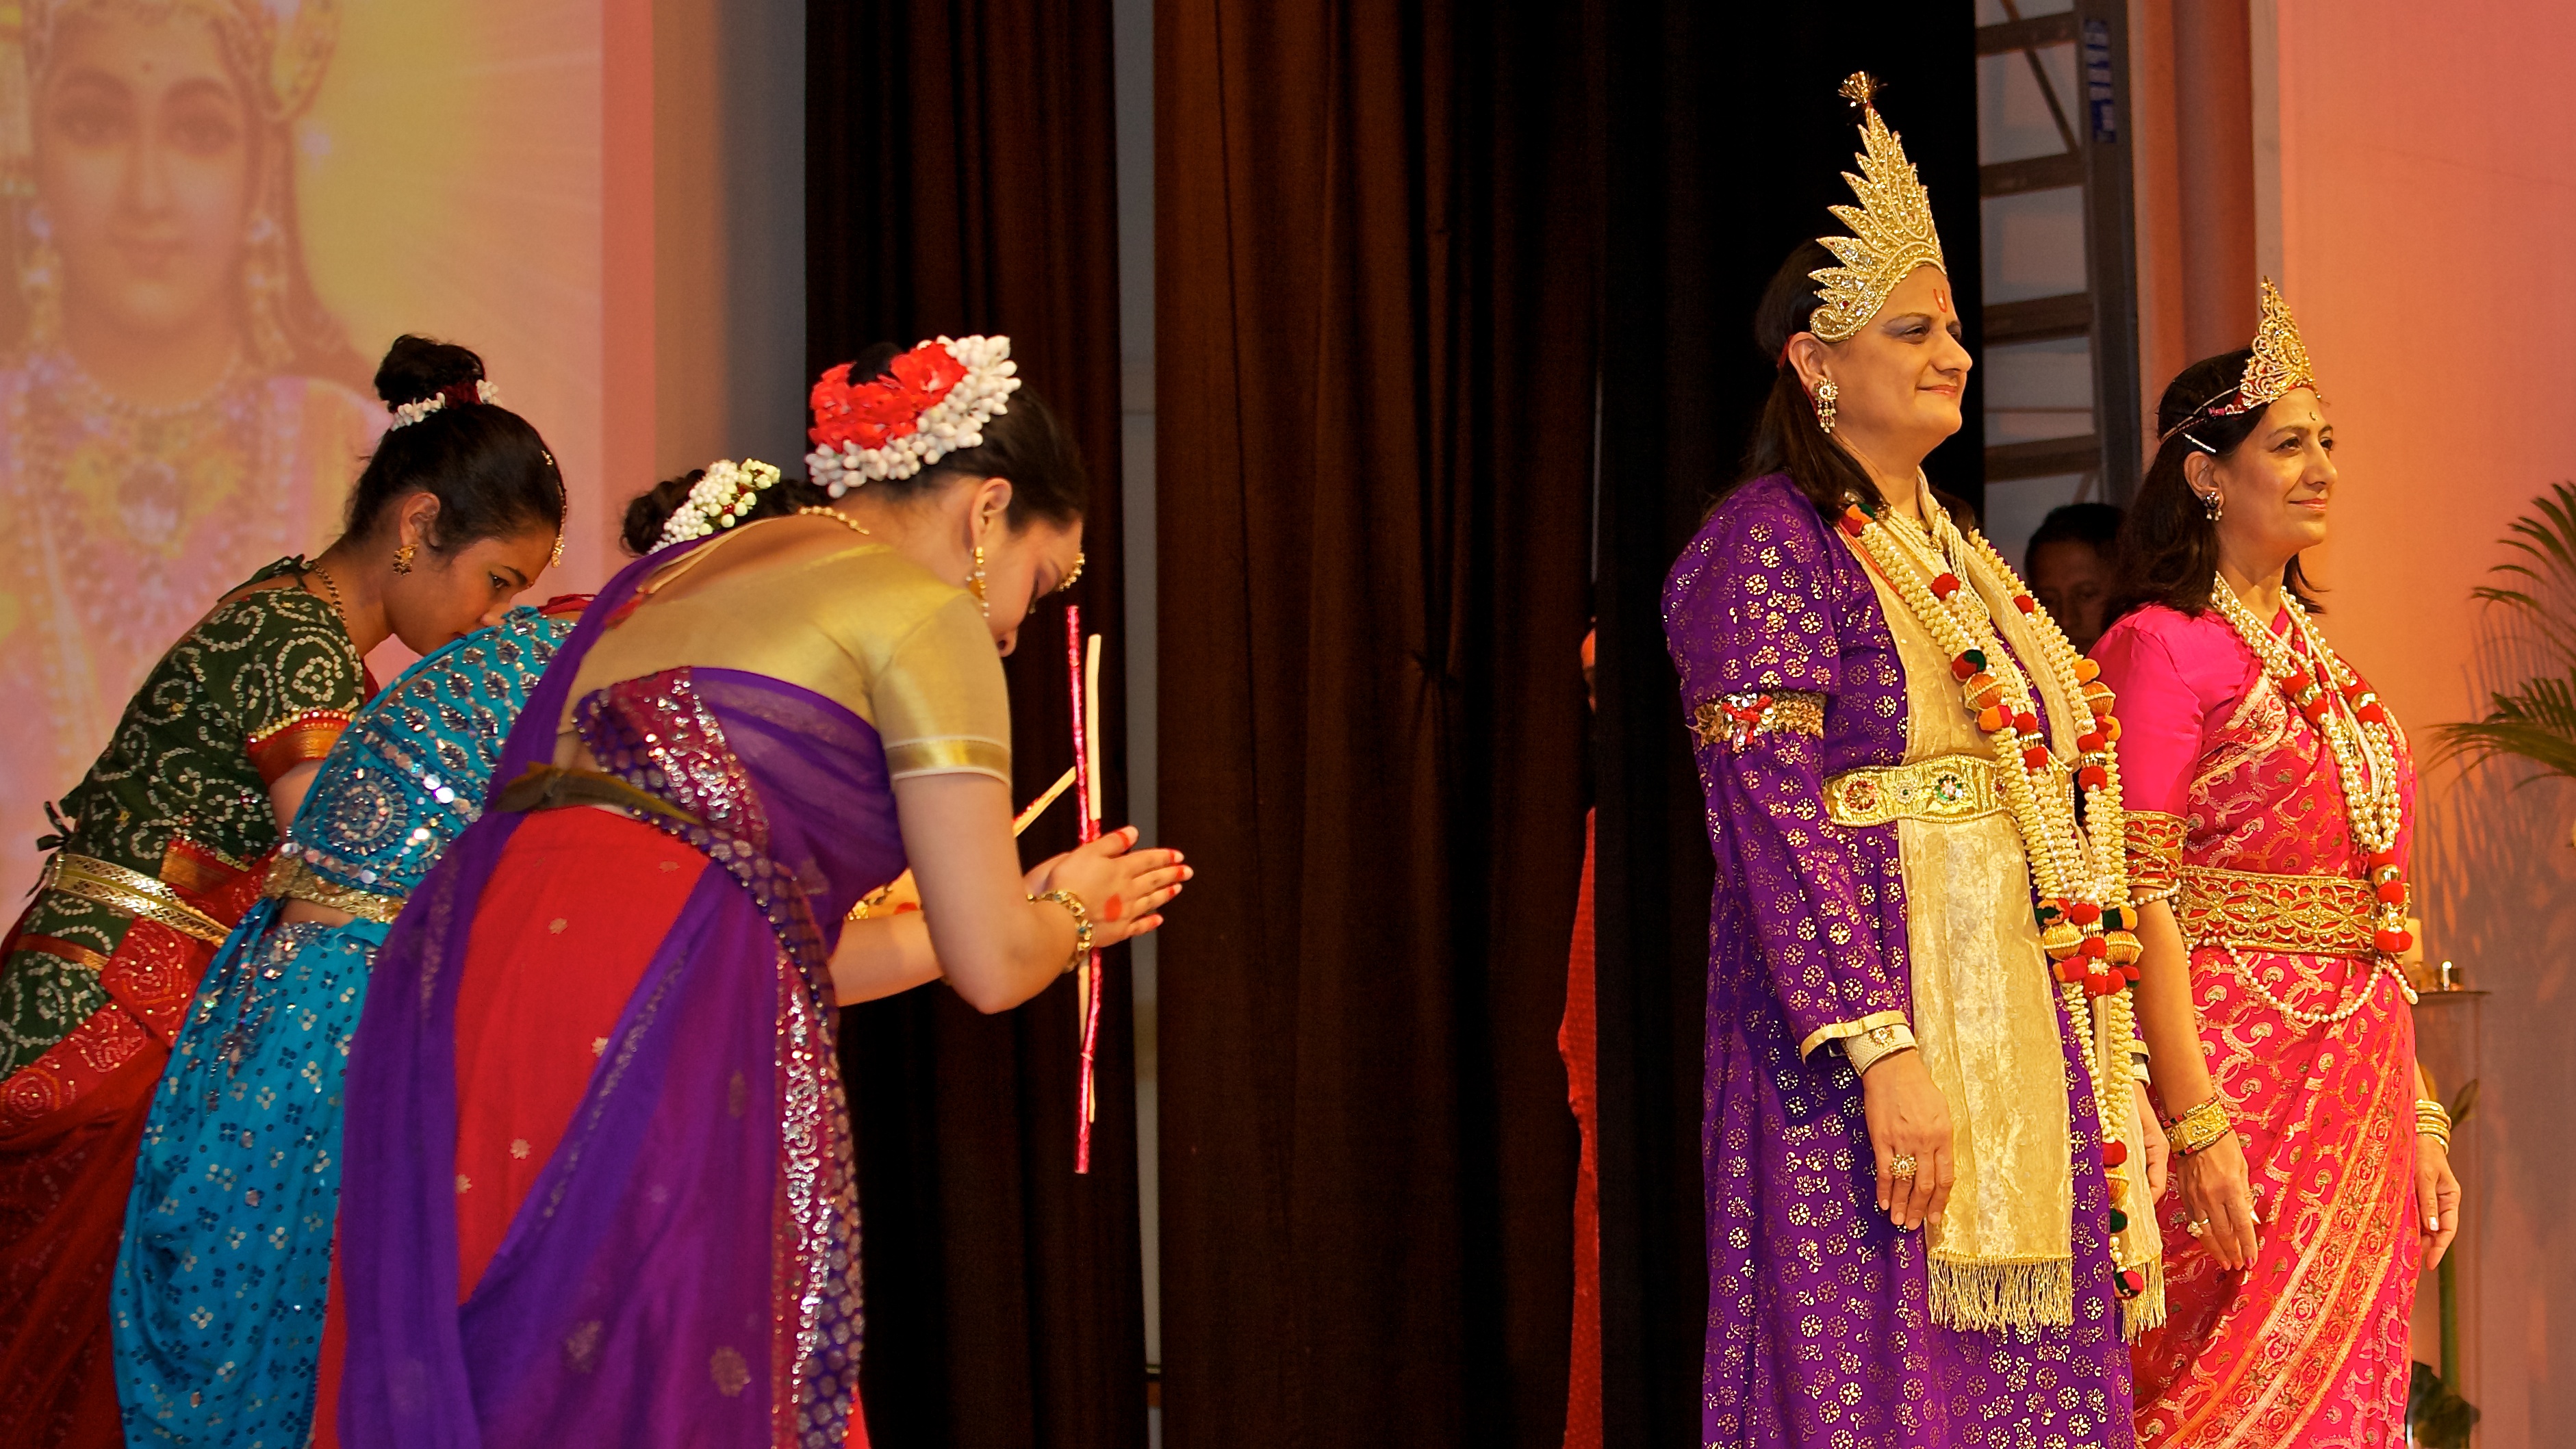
(2096, 285), (2460, 1448)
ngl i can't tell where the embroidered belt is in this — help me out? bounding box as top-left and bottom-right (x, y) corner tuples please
(262, 854), (405, 925)
(2178, 864), (2381, 959)
(494, 762), (705, 827)
(38, 852), (231, 943)
(1822, 752), (2024, 828)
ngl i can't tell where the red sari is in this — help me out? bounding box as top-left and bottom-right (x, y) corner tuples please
(2097, 604), (2421, 1448)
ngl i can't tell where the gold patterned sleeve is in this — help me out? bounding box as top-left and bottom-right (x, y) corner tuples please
(874, 592), (1012, 784)
(2124, 811), (2184, 907)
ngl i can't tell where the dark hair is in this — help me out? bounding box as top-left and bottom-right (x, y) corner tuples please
(2025, 501), (2124, 576)
(2105, 348), (2321, 624)
(1731, 241), (1887, 519)
(344, 336), (565, 554)
(831, 342), (1089, 526)
(620, 465), (831, 555)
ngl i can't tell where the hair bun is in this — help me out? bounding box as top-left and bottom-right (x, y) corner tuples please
(374, 335), (488, 409)
(621, 471), (705, 555)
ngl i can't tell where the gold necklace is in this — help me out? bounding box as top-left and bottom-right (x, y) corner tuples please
(305, 559), (348, 623)
(797, 504), (870, 535)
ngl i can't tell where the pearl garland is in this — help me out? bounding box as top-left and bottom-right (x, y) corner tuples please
(1841, 493), (2149, 1294)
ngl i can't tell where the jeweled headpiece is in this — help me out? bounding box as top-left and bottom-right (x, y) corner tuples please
(806, 335), (1020, 498)
(2158, 278), (2322, 445)
(1809, 73), (1948, 344)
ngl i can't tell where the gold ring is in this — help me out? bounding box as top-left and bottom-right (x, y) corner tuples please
(1888, 1153), (1919, 1179)
(2186, 1218), (2209, 1238)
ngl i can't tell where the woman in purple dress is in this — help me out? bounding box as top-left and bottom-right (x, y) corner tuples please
(331, 337), (1189, 1448)
(1663, 77), (2166, 1447)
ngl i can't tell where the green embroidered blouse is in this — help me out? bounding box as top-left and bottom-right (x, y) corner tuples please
(0, 559), (367, 1081)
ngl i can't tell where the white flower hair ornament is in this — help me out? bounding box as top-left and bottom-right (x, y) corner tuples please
(805, 335), (1020, 498)
(389, 378), (503, 431)
(655, 458), (782, 552)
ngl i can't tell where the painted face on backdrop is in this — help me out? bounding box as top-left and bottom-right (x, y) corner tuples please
(36, 9), (257, 343)
(2193, 388), (2336, 566)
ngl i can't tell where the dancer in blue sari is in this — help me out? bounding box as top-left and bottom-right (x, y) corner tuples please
(112, 601), (579, 1447)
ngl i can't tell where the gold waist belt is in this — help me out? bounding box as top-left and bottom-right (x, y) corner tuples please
(40, 852), (230, 943)
(261, 854), (405, 925)
(1824, 752), (2012, 828)
(2178, 864), (2378, 959)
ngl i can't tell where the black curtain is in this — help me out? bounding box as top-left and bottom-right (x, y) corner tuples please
(1590, 8), (1985, 1444)
(807, 4), (1143, 1446)
(1153, 1), (1601, 1445)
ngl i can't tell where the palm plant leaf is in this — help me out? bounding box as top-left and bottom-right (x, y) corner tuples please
(2435, 669), (2576, 780)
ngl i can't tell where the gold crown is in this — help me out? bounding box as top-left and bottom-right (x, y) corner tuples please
(1809, 73), (1948, 344)
(2227, 277), (2320, 413)
(2158, 278), (2323, 442)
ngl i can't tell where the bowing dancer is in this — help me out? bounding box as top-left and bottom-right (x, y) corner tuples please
(0, 335), (565, 1446)
(2103, 285), (2457, 1447)
(1663, 76), (2165, 1449)
(113, 591), (589, 1445)
(333, 338), (1188, 1448)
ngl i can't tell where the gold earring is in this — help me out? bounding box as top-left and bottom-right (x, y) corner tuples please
(1813, 379), (1839, 435)
(2199, 491), (2223, 523)
(969, 544), (989, 618)
(393, 543), (416, 574)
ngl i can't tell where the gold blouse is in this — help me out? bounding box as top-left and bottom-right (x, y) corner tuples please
(562, 539), (1011, 784)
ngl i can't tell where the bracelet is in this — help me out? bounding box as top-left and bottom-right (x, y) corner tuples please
(2416, 1098), (2453, 1150)
(1031, 889), (1093, 974)
(1842, 1022), (1917, 1078)
(2164, 1095), (2233, 1157)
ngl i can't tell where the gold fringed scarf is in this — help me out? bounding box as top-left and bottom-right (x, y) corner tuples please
(1840, 516), (2163, 1334)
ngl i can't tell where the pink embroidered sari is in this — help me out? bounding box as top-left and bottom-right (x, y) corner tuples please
(2094, 604), (2421, 1449)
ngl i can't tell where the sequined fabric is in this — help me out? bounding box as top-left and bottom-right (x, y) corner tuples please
(111, 608), (571, 1449)
(576, 668), (861, 1441)
(1666, 475), (2134, 1448)
(2096, 605), (2421, 1448)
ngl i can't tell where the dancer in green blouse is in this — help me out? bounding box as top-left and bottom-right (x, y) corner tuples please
(0, 335), (566, 1446)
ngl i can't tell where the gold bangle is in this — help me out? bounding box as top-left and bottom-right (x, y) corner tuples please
(2165, 1095), (2233, 1157)
(2416, 1099), (2453, 1149)
(1032, 888), (1093, 974)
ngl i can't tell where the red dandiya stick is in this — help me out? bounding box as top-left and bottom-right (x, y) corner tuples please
(1065, 607), (1102, 1173)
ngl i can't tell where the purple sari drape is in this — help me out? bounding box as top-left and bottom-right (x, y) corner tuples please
(335, 541), (904, 1449)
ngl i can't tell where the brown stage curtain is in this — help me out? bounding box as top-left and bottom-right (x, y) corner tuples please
(1154, 3), (1600, 1444)
(807, 3), (1140, 1446)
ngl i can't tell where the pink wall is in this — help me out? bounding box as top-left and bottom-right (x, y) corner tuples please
(2275, 3), (2576, 1441)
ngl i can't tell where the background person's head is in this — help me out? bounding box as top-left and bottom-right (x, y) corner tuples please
(2025, 502), (2123, 653)
(340, 335), (563, 650)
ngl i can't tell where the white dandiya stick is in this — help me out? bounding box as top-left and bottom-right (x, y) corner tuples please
(1084, 634), (1104, 828)
(1013, 768), (1078, 838)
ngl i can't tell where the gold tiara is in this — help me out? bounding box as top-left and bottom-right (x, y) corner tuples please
(2158, 278), (2323, 444)
(1809, 73), (1948, 344)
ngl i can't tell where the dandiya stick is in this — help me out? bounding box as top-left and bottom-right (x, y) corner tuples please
(1013, 767), (1078, 837)
(1065, 608), (1101, 1172)
(1079, 633), (1105, 1133)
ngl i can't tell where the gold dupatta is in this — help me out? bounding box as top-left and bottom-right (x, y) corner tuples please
(1838, 506), (2162, 1332)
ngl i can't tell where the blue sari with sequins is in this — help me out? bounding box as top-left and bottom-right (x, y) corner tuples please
(111, 606), (574, 1448)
